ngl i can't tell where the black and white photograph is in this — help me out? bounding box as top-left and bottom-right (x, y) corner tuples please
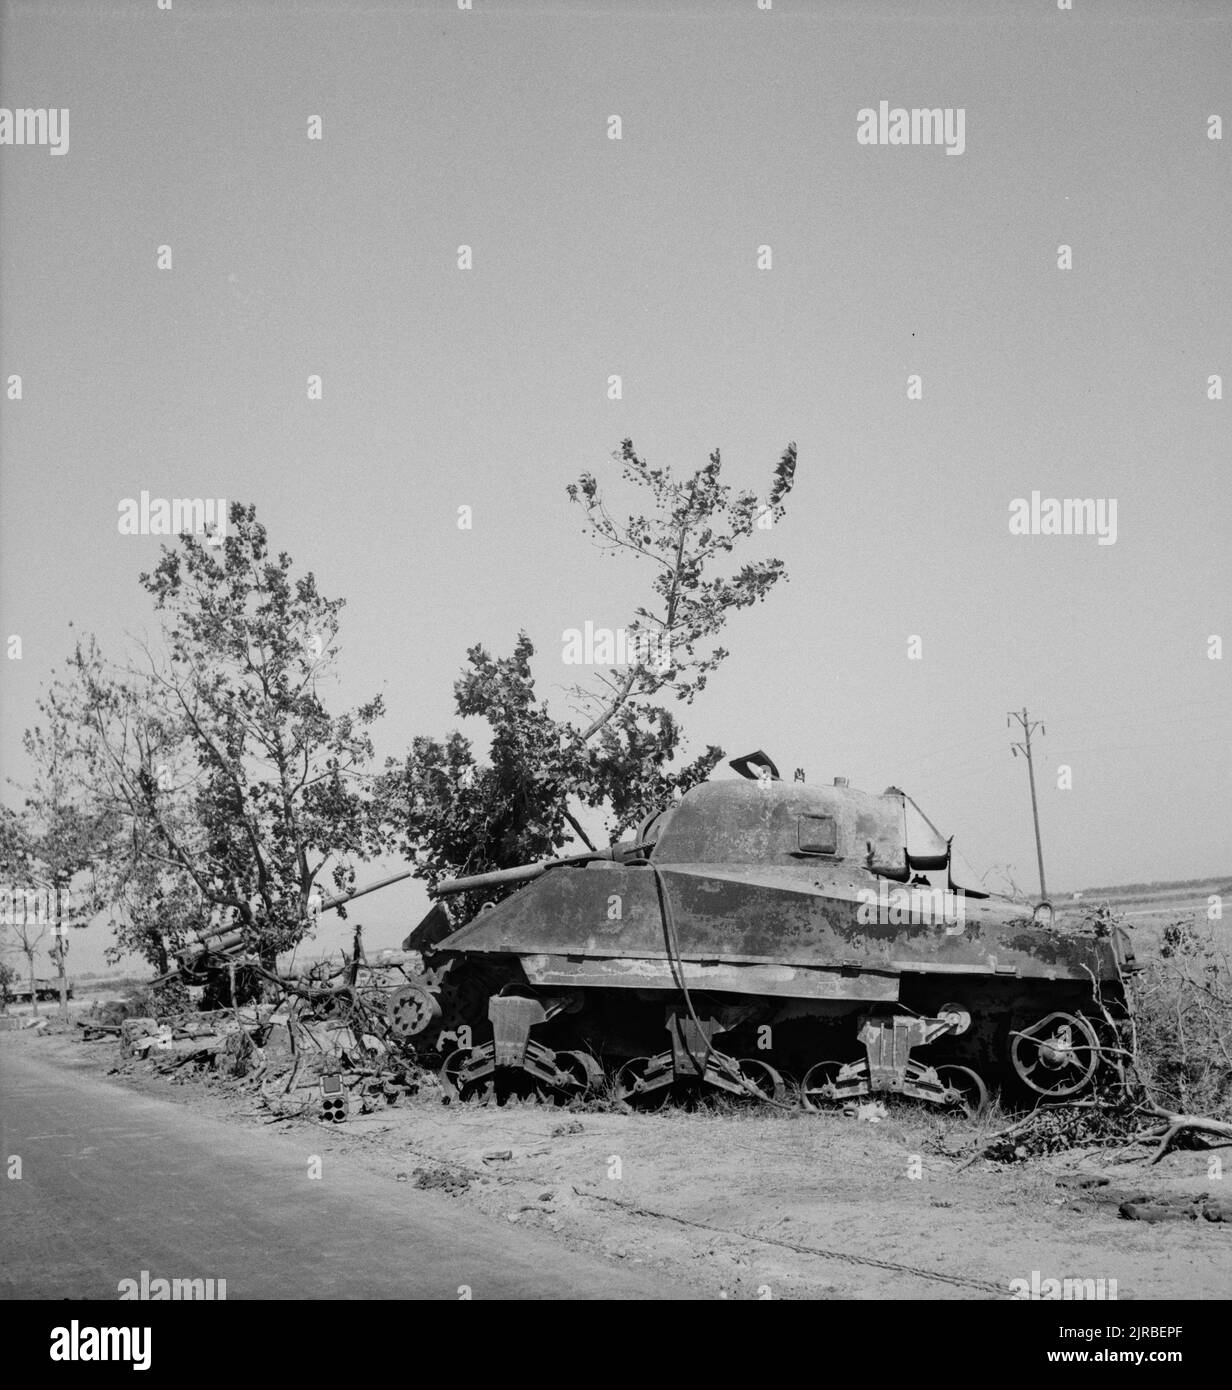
(0, 0), (1228, 1345)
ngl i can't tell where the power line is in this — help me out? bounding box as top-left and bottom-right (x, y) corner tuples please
(908, 698), (1227, 769)
(1042, 730), (1232, 757)
(917, 729), (1230, 788)
(1044, 703), (1230, 737)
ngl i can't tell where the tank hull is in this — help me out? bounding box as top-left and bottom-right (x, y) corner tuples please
(397, 774), (1130, 1110)
(429, 860), (1121, 994)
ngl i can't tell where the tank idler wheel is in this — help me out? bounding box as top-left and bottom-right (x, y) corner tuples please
(614, 1055), (672, 1110)
(1010, 1012), (1100, 1098)
(934, 1064), (989, 1118)
(440, 1044), (495, 1104)
(800, 1060), (862, 1112)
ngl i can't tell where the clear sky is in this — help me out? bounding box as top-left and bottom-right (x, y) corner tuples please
(1, 0), (1228, 972)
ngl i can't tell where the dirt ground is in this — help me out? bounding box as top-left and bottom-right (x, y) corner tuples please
(21, 1017), (1231, 1301)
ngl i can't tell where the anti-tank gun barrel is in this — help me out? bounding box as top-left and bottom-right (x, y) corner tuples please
(313, 869), (414, 914)
(173, 869), (416, 956)
(150, 869), (419, 985)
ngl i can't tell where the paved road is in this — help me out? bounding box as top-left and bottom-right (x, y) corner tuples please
(0, 1041), (677, 1300)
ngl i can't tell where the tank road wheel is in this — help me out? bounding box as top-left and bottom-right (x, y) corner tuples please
(554, 1049), (603, 1100)
(436, 969), (491, 1041)
(934, 1065), (989, 1118)
(440, 1046), (468, 1097)
(614, 1056), (672, 1110)
(730, 1057), (788, 1105)
(387, 982), (442, 1042)
(1011, 1012), (1100, 1098)
(440, 1045), (494, 1104)
(800, 1060), (852, 1112)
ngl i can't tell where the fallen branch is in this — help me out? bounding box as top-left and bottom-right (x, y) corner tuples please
(955, 1101), (1107, 1168)
(955, 1114), (1037, 1170)
(1144, 1105), (1232, 1165)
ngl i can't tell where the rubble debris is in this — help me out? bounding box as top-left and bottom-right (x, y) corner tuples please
(410, 1165), (470, 1196)
(219, 1029), (260, 1078)
(262, 1022), (292, 1057)
(129, 1025), (174, 1057)
(320, 1075), (348, 1123)
(1118, 1198), (1197, 1224)
(90, 917), (435, 1126)
(1114, 1191), (1232, 1223)
(97, 1000), (134, 1023)
(77, 1018), (122, 1041)
(120, 1018), (161, 1056)
(1054, 1173), (1109, 1190)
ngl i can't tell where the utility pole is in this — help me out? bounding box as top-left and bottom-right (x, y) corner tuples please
(1008, 707), (1048, 900)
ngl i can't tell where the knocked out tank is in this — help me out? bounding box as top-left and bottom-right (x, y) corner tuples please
(391, 753), (1132, 1112)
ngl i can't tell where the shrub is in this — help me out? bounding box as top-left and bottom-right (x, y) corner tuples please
(1128, 916), (1232, 1121)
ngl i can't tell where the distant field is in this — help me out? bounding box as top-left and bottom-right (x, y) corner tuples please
(71, 976), (152, 995)
(1055, 876), (1229, 956)
(1066, 875), (1229, 906)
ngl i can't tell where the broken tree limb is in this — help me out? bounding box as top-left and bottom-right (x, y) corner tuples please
(1145, 1106), (1232, 1164)
(954, 1101), (1101, 1169)
(955, 1114), (1037, 1170)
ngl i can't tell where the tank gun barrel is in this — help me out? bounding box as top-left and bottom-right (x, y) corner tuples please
(431, 862), (554, 898)
(431, 851), (606, 899)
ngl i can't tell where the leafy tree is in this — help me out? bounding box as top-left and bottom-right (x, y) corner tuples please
(49, 504), (385, 969)
(104, 855), (206, 975)
(378, 439), (796, 918)
(0, 712), (113, 1014)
